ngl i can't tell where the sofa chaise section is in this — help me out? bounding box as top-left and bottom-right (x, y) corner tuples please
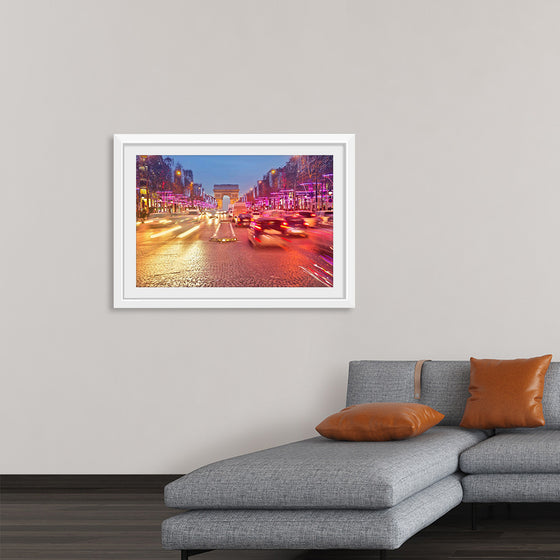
(163, 474), (463, 551)
(165, 426), (486, 511)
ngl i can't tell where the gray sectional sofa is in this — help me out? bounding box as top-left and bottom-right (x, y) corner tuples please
(162, 360), (560, 559)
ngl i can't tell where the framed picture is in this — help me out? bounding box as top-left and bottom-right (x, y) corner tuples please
(114, 134), (355, 308)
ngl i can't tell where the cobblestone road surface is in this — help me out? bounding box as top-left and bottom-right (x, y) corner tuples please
(136, 213), (333, 288)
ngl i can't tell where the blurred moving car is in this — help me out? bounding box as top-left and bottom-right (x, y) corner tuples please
(232, 202), (248, 224)
(248, 217), (286, 248)
(261, 209), (285, 218)
(316, 210), (333, 226)
(281, 216), (307, 237)
(204, 210), (218, 221)
(186, 208), (202, 220)
(312, 226), (333, 256)
(235, 213), (252, 227)
(141, 213), (174, 228)
(294, 210), (317, 228)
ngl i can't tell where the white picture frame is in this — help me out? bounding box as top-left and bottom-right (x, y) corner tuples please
(114, 134), (355, 308)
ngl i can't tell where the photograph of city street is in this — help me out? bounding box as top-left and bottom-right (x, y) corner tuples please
(136, 154), (334, 288)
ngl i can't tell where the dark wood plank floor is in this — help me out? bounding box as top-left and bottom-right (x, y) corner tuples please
(1, 490), (559, 559)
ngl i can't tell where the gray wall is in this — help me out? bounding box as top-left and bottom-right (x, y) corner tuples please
(2, 0), (559, 473)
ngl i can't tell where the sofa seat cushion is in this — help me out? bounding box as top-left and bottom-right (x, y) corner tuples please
(165, 426), (485, 510)
(163, 474), (463, 551)
(462, 474), (560, 502)
(460, 430), (560, 474)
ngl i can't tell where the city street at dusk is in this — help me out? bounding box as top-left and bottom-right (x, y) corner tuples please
(136, 153), (334, 288)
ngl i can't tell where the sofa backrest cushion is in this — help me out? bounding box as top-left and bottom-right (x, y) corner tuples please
(347, 360), (560, 428)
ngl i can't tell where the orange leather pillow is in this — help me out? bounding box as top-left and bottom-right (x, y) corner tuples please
(460, 355), (552, 429)
(315, 402), (445, 442)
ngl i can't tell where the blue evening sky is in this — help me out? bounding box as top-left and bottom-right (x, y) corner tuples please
(165, 155), (292, 195)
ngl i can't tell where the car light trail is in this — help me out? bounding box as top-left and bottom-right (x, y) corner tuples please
(299, 266), (333, 287)
(177, 225), (200, 239)
(150, 226), (182, 239)
(314, 263), (333, 278)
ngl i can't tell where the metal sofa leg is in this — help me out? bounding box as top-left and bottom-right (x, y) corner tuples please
(471, 503), (477, 530)
(181, 551), (211, 559)
(506, 502), (512, 519)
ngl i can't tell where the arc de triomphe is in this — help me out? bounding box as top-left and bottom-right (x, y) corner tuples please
(213, 184), (240, 209)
